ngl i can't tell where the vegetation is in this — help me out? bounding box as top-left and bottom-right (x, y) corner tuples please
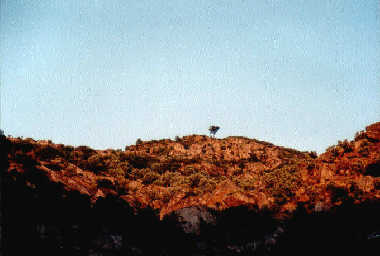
(262, 164), (302, 204)
(208, 125), (220, 137)
(5, 122), (379, 216)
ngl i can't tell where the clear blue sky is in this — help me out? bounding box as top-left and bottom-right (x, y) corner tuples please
(1, 0), (379, 153)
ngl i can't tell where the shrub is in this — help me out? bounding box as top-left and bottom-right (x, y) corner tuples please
(161, 189), (175, 203)
(76, 145), (96, 159)
(87, 153), (118, 173)
(262, 165), (301, 203)
(128, 169), (145, 180)
(128, 155), (148, 169)
(115, 178), (129, 194)
(45, 159), (64, 171)
(182, 166), (197, 176)
(62, 146), (74, 159)
(142, 171), (160, 185)
(197, 177), (217, 193)
(233, 176), (257, 191)
(338, 139), (353, 153)
(37, 146), (63, 160)
(187, 172), (204, 187)
(326, 145), (340, 157)
(309, 151), (318, 159)
(354, 130), (367, 141)
(149, 162), (167, 174)
(109, 167), (126, 178)
(97, 178), (114, 189)
(153, 171), (179, 187)
(249, 153), (259, 162)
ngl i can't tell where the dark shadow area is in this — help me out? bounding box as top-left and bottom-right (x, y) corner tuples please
(272, 202), (380, 256)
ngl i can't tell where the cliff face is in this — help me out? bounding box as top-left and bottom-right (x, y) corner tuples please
(2, 122), (380, 255)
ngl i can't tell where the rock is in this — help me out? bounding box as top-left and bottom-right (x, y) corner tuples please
(366, 122), (380, 141)
(357, 175), (374, 192)
(173, 206), (216, 235)
(3, 122), (380, 255)
(320, 165), (335, 182)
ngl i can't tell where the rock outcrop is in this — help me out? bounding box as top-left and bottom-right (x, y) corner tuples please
(2, 122), (380, 255)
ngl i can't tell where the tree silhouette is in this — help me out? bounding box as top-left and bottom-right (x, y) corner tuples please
(208, 126), (220, 138)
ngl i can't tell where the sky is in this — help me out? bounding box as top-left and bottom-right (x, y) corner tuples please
(1, 0), (379, 153)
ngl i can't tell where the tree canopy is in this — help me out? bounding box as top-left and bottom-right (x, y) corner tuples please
(208, 126), (220, 137)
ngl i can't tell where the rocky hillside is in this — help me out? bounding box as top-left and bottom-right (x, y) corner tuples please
(2, 122), (380, 255)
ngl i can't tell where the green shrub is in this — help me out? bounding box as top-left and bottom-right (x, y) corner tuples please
(37, 146), (63, 160)
(127, 169), (143, 180)
(186, 172), (203, 187)
(326, 145), (340, 157)
(153, 171), (181, 187)
(233, 176), (257, 191)
(109, 167), (126, 178)
(262, 165), (301, 203)
(142, 171), (160, 185)
(149, 162), (167, 174)
(338, 139), (353, 153)
(308, 151), (318, 159)
(87, 153), (118, 173)
(182, 166), (197, 176)
(76, 145), (96, 159)
(128, 155), (148, 169)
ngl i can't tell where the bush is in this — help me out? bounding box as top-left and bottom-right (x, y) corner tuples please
(128, 169), (145, 180)
(309, 151), (318, 159)
(354, 131), (367, 141)
(97, 178), (114, 189)
(182, 166), (197, 176)
(233, 176), (257, 191)
(109, 167), (127, 178)
(186, 172), (204, 187)
(338, 139), (353, 153)
(128, 155), (148, 169)
(149, 162), (167, 174)
(37, 146), (63, 160)
(62, 146), (74, 159)
(326, 145), (340, 157)
(196, 177), (217, 193)
(76, 145), (96, 159)
(142, 171), (160, 184)
(262, 165), (301, 203)
(153, 172), (183, 187)
(87, 153), (118, 173)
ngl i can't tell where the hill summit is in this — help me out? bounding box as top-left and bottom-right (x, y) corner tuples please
(2, 122), (380, 255)
(4, 123), (380, 218)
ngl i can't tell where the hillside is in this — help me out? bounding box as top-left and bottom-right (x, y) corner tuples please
(2, 122), (380, 255)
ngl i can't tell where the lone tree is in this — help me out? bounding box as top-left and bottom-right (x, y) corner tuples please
(208, 125), (220, 138)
